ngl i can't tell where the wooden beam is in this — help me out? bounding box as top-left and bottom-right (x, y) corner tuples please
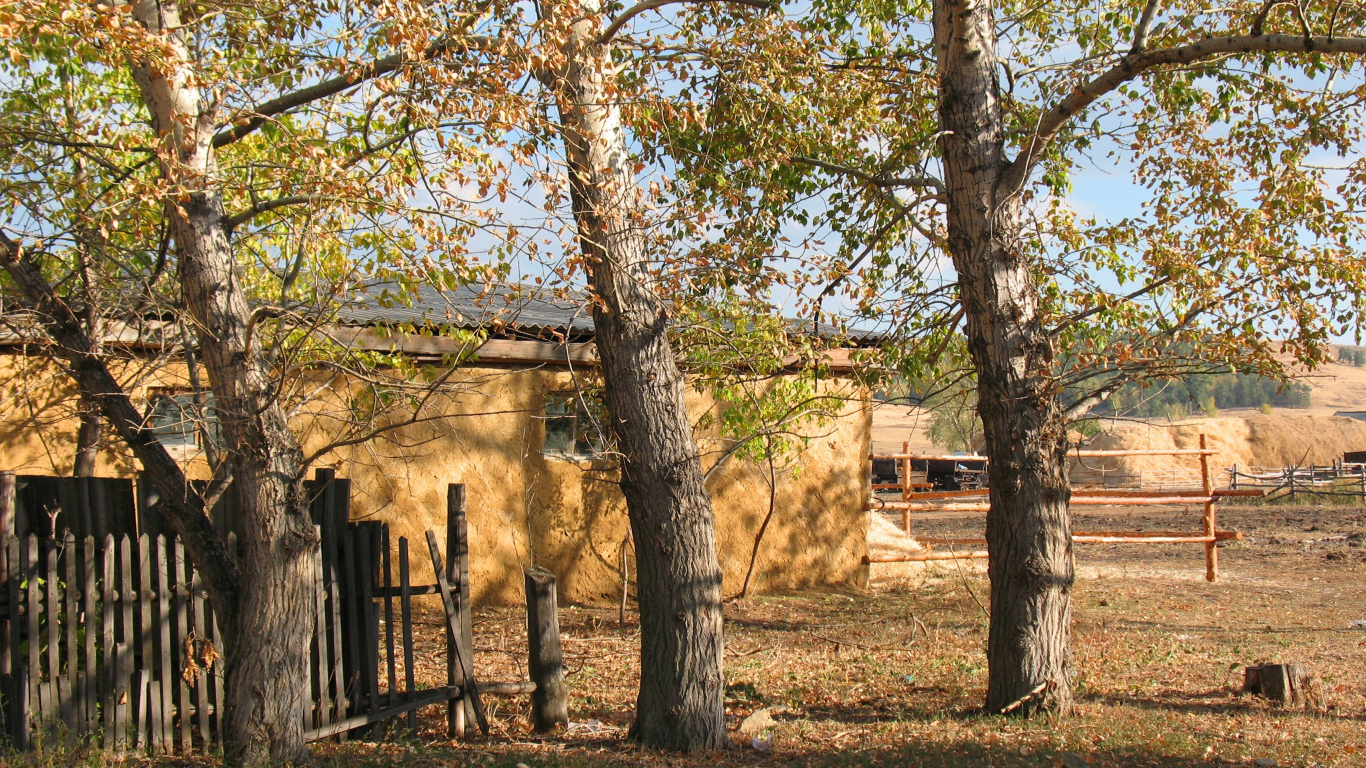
(868, 488), (1263, 504)
(904, 530), (1241, 546)
(303, 682), (535, 742)
(864, 550), (990, 563)
(869, 496), (1223, 511)
(1072, 448), (1217, 457)
(869, 453), (988, 461)
(1072, 534), (1215, 544)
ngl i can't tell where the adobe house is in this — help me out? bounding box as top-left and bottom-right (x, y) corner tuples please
(0, 286), (879, 604)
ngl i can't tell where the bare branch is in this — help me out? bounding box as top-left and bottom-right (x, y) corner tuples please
(223, 195), (317, 233)
(791, 155), (946, 196)
(1251, 0), (1294, 37)
(209, 36), (506, 148)
(598, 0), (777, 45)
(1052, 274), (1175, 334)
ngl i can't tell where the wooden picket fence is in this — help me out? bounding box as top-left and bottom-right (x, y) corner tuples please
(1, 531), (228, 753)
(0, 471), (550, 755)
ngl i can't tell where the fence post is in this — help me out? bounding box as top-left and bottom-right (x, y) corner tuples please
(14, 666), (27, 752)
(1200, 434), (1217, 582)
(900, 441), (911, 534)
(424, 530), (487, 736)
(0, 470), (13, 737)
(446, 484), (473, 737)
(523, 567), (568, 733)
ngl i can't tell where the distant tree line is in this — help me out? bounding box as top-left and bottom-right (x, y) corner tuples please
(1106, 373), (1311, 420)
(1339, 347), (1366, 367)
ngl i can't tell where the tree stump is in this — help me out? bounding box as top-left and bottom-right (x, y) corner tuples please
(1243, 663), (1312, 704)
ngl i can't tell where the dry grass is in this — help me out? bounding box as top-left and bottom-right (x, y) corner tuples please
(15, 505), (1366, 767)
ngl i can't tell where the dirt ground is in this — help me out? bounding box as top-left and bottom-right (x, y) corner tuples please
(290, 503), (1366, 768)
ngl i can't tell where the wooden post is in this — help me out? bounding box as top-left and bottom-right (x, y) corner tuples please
(398, 538), (417, 735)
(13, 665), (27, 752)
(1200, 434), (1217, 582)
(446, 484), (474, 737)
(900, 441), (911, 534)
(381, 525), (397, 726)
(523, 567), (568, 733)
(0, 471), (14, 711)
(424, 530), (487, 736)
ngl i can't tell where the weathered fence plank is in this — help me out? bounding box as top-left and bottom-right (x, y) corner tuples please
(426, 529), (487, 736)
(399, 537), (416, 735)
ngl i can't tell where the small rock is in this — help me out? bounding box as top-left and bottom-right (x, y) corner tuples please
(750, 735), (772, 752)
(516, 763), (531, 768)
(1061, 752), (1090, 768)
(1098, 599), (1110, 607)
(1254, 759), (1276, 768)
(739, 708), (774, 734)
(1349, 619), (1366, 630)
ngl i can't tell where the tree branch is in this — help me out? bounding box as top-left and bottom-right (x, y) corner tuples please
(598, 0), (778, 45)
(1001, 33), (1366, 195)
(792, 155), (946, 196)
(1130, 0), (1162, 53)
(209, 36), (497, 148)
(223, 194), (317, 233)
(1052, 274), (1174, 334)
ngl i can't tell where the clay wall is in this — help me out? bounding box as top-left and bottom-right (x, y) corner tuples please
(0, 353), (871, 604)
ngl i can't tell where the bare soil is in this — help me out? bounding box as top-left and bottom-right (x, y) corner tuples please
(288, 503), (1366, 768)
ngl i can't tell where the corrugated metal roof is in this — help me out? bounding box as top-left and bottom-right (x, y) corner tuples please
(338, 284), (595, 340)
(337, 283), (887, 344)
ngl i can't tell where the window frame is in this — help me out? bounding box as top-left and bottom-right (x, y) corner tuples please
(146, 388), (219, 450)
(540, 392), (606, 460)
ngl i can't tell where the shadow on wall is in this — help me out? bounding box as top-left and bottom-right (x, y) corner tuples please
(309, 368), (872, 607)
(522, 448), (629, 605)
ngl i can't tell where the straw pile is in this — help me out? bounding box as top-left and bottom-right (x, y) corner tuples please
(1078, 414), (1366, 477)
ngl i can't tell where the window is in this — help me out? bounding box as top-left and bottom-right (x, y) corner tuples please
(542, 394), (606, 458)
(147, 390), (218, 449)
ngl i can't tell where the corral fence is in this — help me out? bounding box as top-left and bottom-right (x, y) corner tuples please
(1066, 466), (1206, 491)
(0, 470), (554, 755)
(1227, 461), (1366, 500)
(869, 435), (1265, 580)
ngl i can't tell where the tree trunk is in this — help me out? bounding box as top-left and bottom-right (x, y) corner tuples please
(549, 3), (727, 752)
(171, 195), (318, 765)
(126, 2), (318, 762)
(933, 0), (1075, 715)
(73, 399), (101, 477)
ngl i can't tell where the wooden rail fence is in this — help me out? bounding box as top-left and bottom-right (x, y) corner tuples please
(867, 435), (1262, 580)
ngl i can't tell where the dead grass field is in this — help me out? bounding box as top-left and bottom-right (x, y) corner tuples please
(295, 503), (1366, 768)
